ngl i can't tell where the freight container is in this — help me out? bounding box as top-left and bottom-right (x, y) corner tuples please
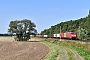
(53, 34), (56, 37)
(57, 34), (60, 37)
(53, 34), (60, 38)
(44, 35), (48, 37)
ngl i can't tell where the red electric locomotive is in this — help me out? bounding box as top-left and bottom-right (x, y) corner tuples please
(54, 32), (76, 39)
(61, 32), (76, 39)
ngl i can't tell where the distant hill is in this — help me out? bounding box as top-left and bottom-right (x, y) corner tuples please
(41, 10), (90, 40)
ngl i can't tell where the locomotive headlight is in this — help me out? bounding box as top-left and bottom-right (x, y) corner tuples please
(72, 35), (76, 36)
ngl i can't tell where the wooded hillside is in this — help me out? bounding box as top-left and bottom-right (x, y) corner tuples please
(41, 10), (90, 40)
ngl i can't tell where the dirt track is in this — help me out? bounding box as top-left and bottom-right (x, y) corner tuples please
(0, 37), (50, 60)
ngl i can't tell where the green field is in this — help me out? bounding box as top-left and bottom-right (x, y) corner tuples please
(36, 38), (90, 60)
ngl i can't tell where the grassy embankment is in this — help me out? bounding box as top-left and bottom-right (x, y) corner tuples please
(36, 38), (90, 60)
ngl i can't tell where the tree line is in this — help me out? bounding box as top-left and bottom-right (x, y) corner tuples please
(41, 10), (90, 40)
(0, 34), (13, 36)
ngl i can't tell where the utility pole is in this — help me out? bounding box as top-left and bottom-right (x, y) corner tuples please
(78, 26), (80, 39)
(50, 28), (51, 38)
(60, 26), (61, 41)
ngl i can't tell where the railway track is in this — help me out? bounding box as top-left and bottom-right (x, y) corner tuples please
(42, 37), (90, 43)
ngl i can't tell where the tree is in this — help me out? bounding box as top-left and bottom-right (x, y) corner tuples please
(77, 27), (88, 40)
(8, 19), (37, 41)
(87, 10), (90, 28)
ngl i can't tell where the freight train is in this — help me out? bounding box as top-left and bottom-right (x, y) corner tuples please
(35, 32), (77, 39)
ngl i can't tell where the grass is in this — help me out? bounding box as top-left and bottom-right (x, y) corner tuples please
(55, 40), (90, 60)
(55, 49), (63, 60)
(36, 38), (60, 60)
(36, 38), (90, 60)
(66, 49), (77, 60)
(67, 50), (73, 60)
(42, 41), (59, 60)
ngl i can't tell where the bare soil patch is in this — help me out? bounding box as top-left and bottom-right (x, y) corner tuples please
(0, 37), (50, 60)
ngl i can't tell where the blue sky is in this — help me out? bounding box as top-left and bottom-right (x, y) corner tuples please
(0, 0), (90, 33)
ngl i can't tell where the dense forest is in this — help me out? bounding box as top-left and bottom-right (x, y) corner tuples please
(41, 10), (90, 40)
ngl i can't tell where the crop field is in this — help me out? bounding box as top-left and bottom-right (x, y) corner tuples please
(0, 37), (50, 60)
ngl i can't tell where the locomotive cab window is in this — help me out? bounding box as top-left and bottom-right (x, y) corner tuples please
(71, 32), (76, 34)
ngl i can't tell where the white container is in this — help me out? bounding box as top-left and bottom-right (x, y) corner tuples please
(44, 35), (48, 37)
(57, 34), (60, 37)
(53, 34), (60, 37)
(53, 34), (56, 37)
